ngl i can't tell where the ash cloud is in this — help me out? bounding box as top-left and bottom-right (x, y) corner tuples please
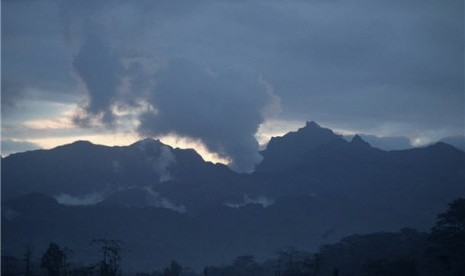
(49, 0), (461, 170)
(138, 59), (280, 172)
(62, 2), (282, 172)
(4, 0), (464, 150)
(72, 31), (125, 126)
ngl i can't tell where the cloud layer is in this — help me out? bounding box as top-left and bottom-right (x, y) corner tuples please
(2, 0), (463, 160)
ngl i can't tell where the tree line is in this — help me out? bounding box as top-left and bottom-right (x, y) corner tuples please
(203, 198), (465, 276)
(2, 238), (123, 276)
(2, 198), (464, 276)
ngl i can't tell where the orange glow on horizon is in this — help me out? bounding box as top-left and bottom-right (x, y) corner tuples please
(26, 133), (230, 165)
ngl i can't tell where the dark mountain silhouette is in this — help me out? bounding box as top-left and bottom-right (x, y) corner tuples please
(440, 135), (465, 152)
(355, 134), (412, 151)
(256, 121), (345, 172)
(1, 192), (424, 273)
(253, 122), (465, 216)
(1, 138), (239, 212)
(2, 121), (464, 272)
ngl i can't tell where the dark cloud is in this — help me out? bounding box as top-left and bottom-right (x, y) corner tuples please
(259, 0), (464, 134)
(72, 31), (125, 126)
(2, 0), (74, 95)
(1, 81), (25, 110)
(3, 0), (464, 159)
(65, 3), (282, 171)
(138, 59), (279, 172)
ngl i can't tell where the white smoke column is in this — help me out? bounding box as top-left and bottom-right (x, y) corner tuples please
(142, 186), (186, 213)
(155, 145), (176, 182)
(140, 141), (177, 183)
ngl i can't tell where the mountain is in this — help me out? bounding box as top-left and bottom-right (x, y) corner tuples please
(2, 122), (465, 273)
(256, 121), (345, 172)
(440, 135), (465, 152)
(254, 122), (465, 216)
(1, 138), (240, 212)
(356, 134), (412, 151)
(1, 192), (424, 273)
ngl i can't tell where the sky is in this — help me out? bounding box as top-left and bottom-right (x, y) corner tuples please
(2, 0), (464, 171)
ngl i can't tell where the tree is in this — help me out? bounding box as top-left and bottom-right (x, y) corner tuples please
(92, 238), (122, 276)
(427, 198), (465, 275)
(362, 259), (418, 276)
(24, 245), (34, 276)
(41, 243), (66, 276)
(432, 198), (465, 233)
(275, 248), (317, 276)
(232, 255), (256, 269)
(162, 261), (182, 276)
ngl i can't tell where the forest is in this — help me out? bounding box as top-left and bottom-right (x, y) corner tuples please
(2, 198), (464, 276)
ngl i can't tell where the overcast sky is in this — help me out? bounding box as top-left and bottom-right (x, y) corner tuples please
(2, 0), (464, 171)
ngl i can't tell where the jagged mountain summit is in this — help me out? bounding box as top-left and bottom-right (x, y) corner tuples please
(254, 122), (464, 214)
(2, 122), (465, 272)
(350, 134), (372, 148)
(256, 121), (345, 172)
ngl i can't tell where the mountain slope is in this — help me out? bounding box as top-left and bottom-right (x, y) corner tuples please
(2, 122), (465, 272)
(1, 138), (239, 211)
(256, 121), (345, 172)
(253, 123), (465, 218)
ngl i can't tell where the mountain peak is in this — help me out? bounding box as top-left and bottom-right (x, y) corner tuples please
(297, 121), (336, 138)
(350, 135), (371, 148)
(256, 121), (344, 172)
(131, 137), (165, 148)
(54, 140), (95, 151)
(305, 121), (321, 129)
(427, 141), (463, 154)
(70, 140), (94, 146)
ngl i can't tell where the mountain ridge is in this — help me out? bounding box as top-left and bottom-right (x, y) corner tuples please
(2, 121), (464, 271)
(256, 121), (346, 172)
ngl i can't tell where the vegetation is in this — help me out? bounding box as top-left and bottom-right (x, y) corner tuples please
(91, 238), (122, 276)
(202, 198), (465, 276)
(2, 198), (464, 276)
(41, 243), (69, 276)
(426, 198), (465, 275)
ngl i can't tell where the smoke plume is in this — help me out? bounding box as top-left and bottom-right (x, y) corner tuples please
(72, 32), (125, 126)
(65, 2), (281, 172)
(138, 59), (280, 172)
